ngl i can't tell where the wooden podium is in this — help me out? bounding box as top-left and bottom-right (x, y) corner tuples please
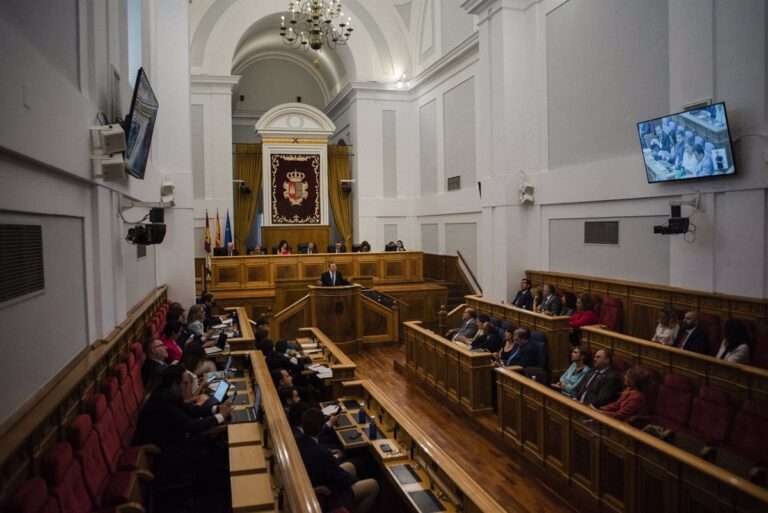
(307, 285), (363, 352)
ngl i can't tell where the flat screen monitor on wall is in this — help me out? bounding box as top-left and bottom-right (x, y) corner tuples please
(637, 102), (735, 184)
(124, 67), (159, 179)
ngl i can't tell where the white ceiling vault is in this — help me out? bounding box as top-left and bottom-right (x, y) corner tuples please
(189, 0), (428, 95)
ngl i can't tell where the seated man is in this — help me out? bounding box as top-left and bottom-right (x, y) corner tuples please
(511, 278), (534, 310)
(469, 315), (502, 353)
(536, 284), (562, 316)
(297, 408), (379, 513)
(446, 307), (478, 343)
(329, 241), (346, 253)
(674, 311), (708, 354)
(500, 328), (539, 367)
(571, 349), (622, 408)
(320, 263), (349, 287)
(142, 337), (169, 390)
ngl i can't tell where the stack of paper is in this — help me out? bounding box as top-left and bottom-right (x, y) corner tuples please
(308, 364), (333, 379)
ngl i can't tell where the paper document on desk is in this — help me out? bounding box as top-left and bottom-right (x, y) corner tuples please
(309, 364), (333, 379)
(303, 348), (322, 355)
(300, 342), (319, 350)
(322, 404), (341, 416)
(211, 324), (227, 330)
(222, 318), (233, 325)
(204, 346), (224, 355)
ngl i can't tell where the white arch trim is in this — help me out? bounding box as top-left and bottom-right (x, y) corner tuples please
(255, 102), (336, 138)
(233, 52), (332, 105)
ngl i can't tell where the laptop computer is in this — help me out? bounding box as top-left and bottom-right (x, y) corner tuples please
(204, 332), (228, 355)
(230, 406), (258, 424)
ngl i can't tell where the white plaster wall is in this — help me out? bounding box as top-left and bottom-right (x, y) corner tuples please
(0, 0), (196, 423)
(235, 59), (326, 112)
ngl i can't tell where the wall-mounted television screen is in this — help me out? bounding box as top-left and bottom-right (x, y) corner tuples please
(637, 102), (735, 184)
(124, 67), (159, 179)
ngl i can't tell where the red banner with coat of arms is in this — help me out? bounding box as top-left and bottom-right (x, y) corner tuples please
(270, 153), (321, 224)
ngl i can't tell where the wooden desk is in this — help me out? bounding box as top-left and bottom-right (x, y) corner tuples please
(229, 445), (267, 476)
(465, 295), (573, 375)
(298, 327), (356, 395)
(495, 366), (768, 513)
(225, 306), (256, 351)
(582, 325), (768, 402)
(341, 379), (508, 513)
(404, 321), (495, 414)
(230, 473), (274, 512)
(228, 423), (262, 447)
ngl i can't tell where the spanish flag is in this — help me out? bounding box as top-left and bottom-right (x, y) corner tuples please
(203, 210), (212, 255)
(215, 209), (222, 249)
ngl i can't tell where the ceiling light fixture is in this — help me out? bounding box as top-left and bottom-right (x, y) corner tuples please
(280, 0), (353, 51)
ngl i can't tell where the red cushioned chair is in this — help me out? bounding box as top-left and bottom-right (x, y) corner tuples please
(9, 478), (60, 513)
(87, 394), (146, 474)
(125, 352), (145, 407)
(69, 415), (138, 509)
(130, 342), (146, 367)
(43, 442), (95, 513)
(102, 377), (135, 448)
(697, 312), (722, 357)
(687, 386), (734, 446)
(645, 374), (694, 431)
(598, 297), (623, 332)
(113, 363), (139, 418)
(726, 399), (768, 463)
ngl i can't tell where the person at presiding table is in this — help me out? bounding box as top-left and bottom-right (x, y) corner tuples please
(467, 314), (502, 353)
(320, 262), (349, 286)
(595, 367), (650, 421)
(446, 307), (478, 343)
(570, 349), (622, 408)
(497, 327), (538, 367)
(552, 346), (591, 398)
(716, 318), (751, 364)
(278, 239), (291, 255)
(296, 408), (380, 513)
(511, 277), (534, 310)
(674, 311), (709, 354)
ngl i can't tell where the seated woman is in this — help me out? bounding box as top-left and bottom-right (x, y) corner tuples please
(715, 318), (751, 364)
(360, 240), (371, 252)
(551, 346), (591, 398)
(187, 304), (207, 339)
(278, 239), (291, 255)
(569, 293), (599, 329)
(650, 308), (679, 346)
(560, 292), (577, 316)
(160, 321), (185, 363)
(597, 367), (650, 421)
(498, 328), (539, 367)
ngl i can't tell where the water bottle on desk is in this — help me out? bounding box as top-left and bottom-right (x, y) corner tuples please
(357, 402), (366, 424)
(368, 416), (378, 440)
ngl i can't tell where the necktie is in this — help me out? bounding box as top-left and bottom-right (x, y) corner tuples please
(331, 272), (335, 285)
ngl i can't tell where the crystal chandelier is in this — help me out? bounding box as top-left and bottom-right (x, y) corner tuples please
(279, 0), (353, 51)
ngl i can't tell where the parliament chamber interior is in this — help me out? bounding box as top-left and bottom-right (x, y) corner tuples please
(1, 1), (767, 513)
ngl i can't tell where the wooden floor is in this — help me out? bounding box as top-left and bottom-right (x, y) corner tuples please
(350, 346), (576, 513)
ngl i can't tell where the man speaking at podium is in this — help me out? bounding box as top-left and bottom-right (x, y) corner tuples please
(320, 263), (349, 286)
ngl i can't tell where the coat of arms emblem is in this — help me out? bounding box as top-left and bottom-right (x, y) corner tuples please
(283, 170), (309, 206)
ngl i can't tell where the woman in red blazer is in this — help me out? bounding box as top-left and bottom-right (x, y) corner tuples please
(569, 293), (600, 328)
(598, 367), (650, 421)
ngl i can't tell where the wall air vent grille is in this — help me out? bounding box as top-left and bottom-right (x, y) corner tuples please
(0, 224), (44, 302)
(584, 221), (619, 245)
(447, 176), (461, 191)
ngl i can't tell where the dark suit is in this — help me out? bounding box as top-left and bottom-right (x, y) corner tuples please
(512, 289), (533, 310)
(142, 358), (167, 390)
(540, 294), (562, 315)
(572, 367), (622, 407)
(471, 329), (502, 353)
(296, 432), (354, 508)
(675, 326), (709, 355)
(502, 341), (540, 368)
(320, 270), (349, 286)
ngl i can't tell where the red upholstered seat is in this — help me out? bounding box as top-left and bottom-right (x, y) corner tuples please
(102, 377), (135, 447)
(650, 374), (694, 430)
(130, 342), (146, 367)
(69, 415), (136, 508)
(126, 352), (145, 407)
(114, 363), (139, 417)
(687, 386), (733, 445)
(598, 297), (623, 332)
(727, 400), (768, 463)
(9, 478), (60, 513)
(44, 442), (93, 513)
(88, 394), (142, 472)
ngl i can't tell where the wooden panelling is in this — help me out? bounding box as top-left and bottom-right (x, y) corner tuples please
(527, 269), (768, 342)
(404, 321), (495, 414)
(496, 367), (768, 513)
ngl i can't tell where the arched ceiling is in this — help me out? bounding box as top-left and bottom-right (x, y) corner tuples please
(190, 0), (418, 104)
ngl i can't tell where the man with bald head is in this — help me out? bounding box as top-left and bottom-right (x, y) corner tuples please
(674, 311), (708, 354)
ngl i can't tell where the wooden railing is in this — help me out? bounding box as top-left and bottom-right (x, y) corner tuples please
(249, 351), (322, 513)
(423, 253), (476, 299)
(271, 294), (311, 341)
(456, 250), (482, 295)
(0, 285), (168, 503)
(359, 293), (400, 344)
(582, 325), (768, 402)
(298, 327), (357, 395)
(465, 295), (573, 376)
(496, 366), (768, 513)
(342, 379), (510, 513)
(224, 306), (256, 351)
(527, 269), (768, 341)
(404, 321), (495, 413)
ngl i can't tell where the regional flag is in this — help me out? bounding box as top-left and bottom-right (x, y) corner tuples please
(204, 210), (212, 255)
(224, 209), (233, 253)
(215, 209), (222, 249)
